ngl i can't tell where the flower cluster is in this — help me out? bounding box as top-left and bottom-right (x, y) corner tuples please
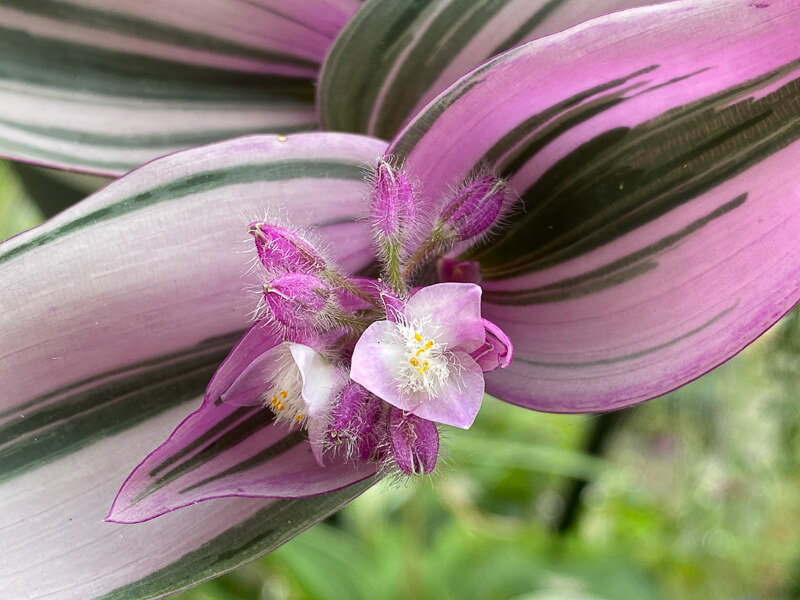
(235, 159), (513, 475)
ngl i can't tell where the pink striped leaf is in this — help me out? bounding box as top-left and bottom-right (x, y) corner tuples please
(0, 132), (385, 599)
(319, 0), (670, 139)
(108, 321), (377, 525)
(0, 0), (362, 175)
(386, 0), (800, 412)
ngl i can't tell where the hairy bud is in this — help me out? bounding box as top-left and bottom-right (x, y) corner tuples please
(370, 158), (416, 239)
(248, 222), (326, 273)
(388, 407), (439, 475)
(439, 175), (505, 241)
(263, 272), (331, 332)
(329, 382), (385, 462)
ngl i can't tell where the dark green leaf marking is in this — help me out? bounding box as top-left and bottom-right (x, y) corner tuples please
(0, 26), (315, 102)
(0, 115), (304, 149)
(0, 333), (240, 483)
(180, 430), (307, 494)
(483, 193), (747, 304)
(467, 60), (800, 278)
(0, 0), (320, 70)
(0, 159), (366, 265)
(366, 0), (513, 140)
(487, 0), (565, 57)
(320, 0), (431, 133)
(132, 408), (278, 503)
(148, 406), (261, 478)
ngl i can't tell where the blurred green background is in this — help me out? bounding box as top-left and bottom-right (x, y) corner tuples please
(4, 161), (800, 600)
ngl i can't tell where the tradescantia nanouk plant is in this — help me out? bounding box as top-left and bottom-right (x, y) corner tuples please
(1, 0), (800, 599)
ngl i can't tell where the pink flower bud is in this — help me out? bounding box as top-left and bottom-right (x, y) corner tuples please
(355, 398), (385, 462)
(388, 407), (439, 475)
(248, 222), (326, 273)
(264, 272), (331, 331)
(370, 158), (416, 238)
(439, 175), (505, 241)
(330, 381), (370, 436)
(470, 318), (513, 372)
(329, 382), (385, 462)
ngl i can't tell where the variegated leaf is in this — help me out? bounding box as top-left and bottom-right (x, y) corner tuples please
(319, 0), (668, 139)
(386, 0), (800, 412)
(0, 132), (385, 599)
(0, 0), (362, 175)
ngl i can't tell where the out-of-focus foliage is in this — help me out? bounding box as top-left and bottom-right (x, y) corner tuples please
(0, 160), (42, 239)
(3, 158), (799, 600)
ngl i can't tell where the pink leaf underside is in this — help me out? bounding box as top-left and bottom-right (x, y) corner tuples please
(387, 0), (800, 412)
(107, 324), (373, 524)
(108, 387), (376, 525)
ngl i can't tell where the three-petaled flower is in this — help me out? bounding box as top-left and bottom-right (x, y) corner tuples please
(352, 283), (510, 429)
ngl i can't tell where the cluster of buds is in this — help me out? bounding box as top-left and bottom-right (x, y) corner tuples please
(369, 161), (507, 292)
(231, 157), (513, 476)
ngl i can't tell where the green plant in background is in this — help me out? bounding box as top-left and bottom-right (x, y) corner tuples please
(0, 162), (41, 240)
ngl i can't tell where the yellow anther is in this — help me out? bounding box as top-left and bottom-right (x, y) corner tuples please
(425, 340), (433, 349)
(415, 347), (425, 356)
(295, 414), (304, 421)
(416, 367), (424, 377)
(279, 390), (287, 399)
(414, 332), (423, 342)
(409, 357), (419, 367)
(271, 396), (285, 411)
(423, 361), (429, 372)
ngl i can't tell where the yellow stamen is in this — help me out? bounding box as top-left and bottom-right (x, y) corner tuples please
(414, 332), (423, 342)
(415, 339), (434, 356)
(423, 361), (429, 372)
(271, 396), (285, 411)
(279, 390), (287, 399)
(409, 357), (419, 367)
(295, 414), (304, 421)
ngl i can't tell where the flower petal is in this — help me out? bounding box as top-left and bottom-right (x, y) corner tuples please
(404, 282), (485, 352)
(415, 351), (484, 429)
(319, 0), (668, 139)
(350, 320), (406, 401)
(0, 132), (386, 598)
(352, 319), (484, 429)
(471, 318), (513, 372)
(387, 0), (800, 412)
(289, 343), (343, 419)
(219, 328), (287, 407)
(0, 0), (362, 174)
